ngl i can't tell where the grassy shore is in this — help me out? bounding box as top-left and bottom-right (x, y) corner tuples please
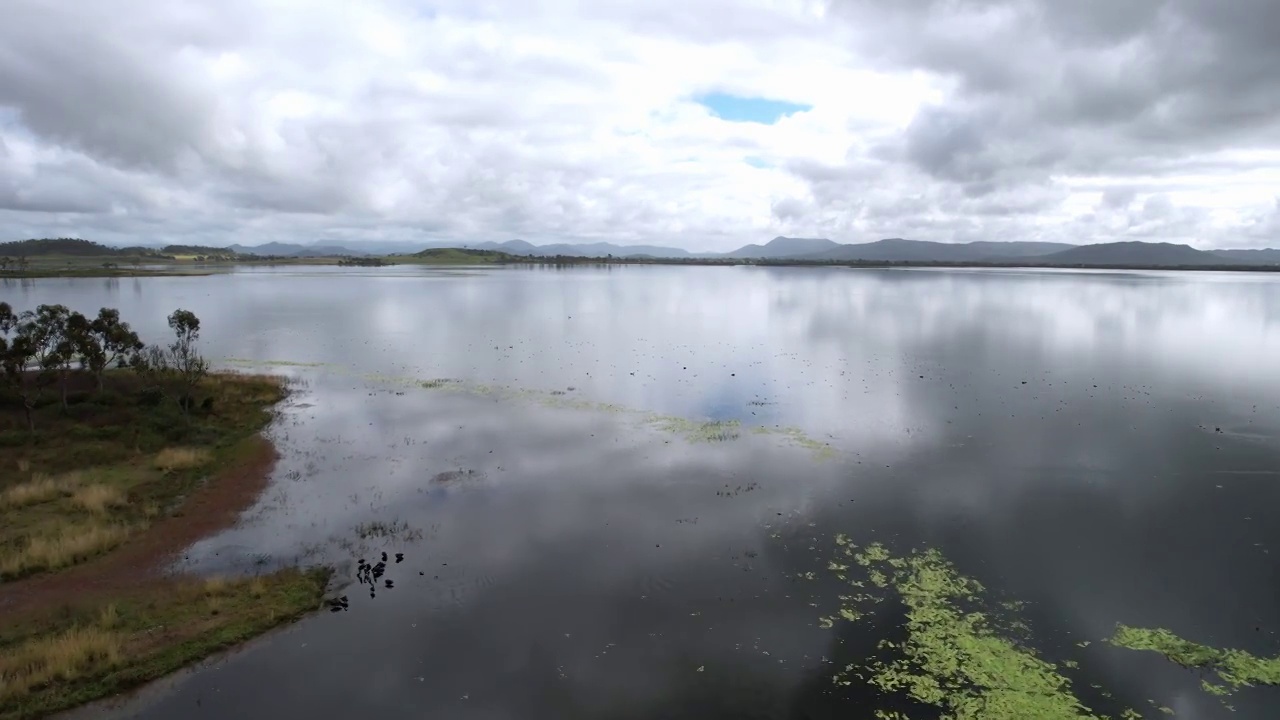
(0, 371), (329, 719)
(1, 269), (218, 279)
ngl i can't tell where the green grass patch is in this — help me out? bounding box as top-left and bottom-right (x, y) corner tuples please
(0, 568), (330, 720)
(0, 371), (286, 580)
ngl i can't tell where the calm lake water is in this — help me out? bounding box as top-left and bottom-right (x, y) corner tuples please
(8, 265), (1280, 719)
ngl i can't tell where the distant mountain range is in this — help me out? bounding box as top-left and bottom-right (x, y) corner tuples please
(711, 236), (1274, 267)
(450, 236), (1278, 266)
(11, 236), (1280, 268)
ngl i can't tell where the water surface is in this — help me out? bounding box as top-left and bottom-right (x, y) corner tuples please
(11, 265), (1280, 719)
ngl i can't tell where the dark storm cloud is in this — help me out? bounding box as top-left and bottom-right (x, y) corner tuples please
(829, 0), (1280, 184)
(0, 2), (225, 173)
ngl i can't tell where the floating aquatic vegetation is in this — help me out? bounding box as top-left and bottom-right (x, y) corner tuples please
(222, 357), (331, 368)
(216, 359), (839, 457)
(767, 426), (837, 458)
(1109, 625), (1280, 701)
(649, 416), (741, 443)
(822, 535), (1127, 719)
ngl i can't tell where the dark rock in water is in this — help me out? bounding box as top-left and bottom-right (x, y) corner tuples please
(329, 606), (343, 613)
(385, 579), (394, 589)
(395, 553), (404, 563)
(419, 571), (424, 576)
(382, 552), (388, 562)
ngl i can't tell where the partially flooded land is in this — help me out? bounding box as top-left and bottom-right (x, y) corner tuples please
(0, 364), (327, 719)
(6, 266), (1280, 719)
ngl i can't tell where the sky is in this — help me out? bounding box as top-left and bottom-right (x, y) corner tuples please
(1, 0), (1278, 252)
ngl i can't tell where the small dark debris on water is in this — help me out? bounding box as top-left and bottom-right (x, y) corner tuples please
(433, 469), (477, 483)
(385, 579), (394, 589)
(395, 552), (404, 563)
(381, 551), (388, 562)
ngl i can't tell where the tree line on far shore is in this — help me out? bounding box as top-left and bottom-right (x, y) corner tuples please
(0, 303), (210, 431)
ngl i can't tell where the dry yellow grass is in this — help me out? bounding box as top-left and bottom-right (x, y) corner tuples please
(98, 604), (120, 629)
(72, 484), (128, 515)
(247, 577), (267, 598)
(153, 447), (213, 472)
(0, 523), (132, 578)
(203, 576), (229, 596)
(0, 473), (78, 508)
(0, 626), (122, 704)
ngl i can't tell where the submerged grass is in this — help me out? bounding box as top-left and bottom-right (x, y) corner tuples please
(650, 417), (742, 443)
(222, 358), (330, 368)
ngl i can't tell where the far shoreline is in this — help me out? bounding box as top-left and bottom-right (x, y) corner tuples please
(4, 249), (1280, 278)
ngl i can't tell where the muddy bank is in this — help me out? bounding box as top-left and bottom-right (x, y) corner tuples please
(0, 435), (280, 620)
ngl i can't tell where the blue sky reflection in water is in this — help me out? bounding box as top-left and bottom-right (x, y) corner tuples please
(16, 265), (1280, 719)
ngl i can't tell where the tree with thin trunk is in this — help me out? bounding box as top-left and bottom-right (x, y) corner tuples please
(166, 309), (209, 414)
(1, 303), (42, 432)
(18, 305), (71, 409)
(30, 305), (76, 409)
(85, 308), (143, 392)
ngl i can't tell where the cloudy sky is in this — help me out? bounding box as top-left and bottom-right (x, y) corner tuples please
(1, 0), (1278, 251)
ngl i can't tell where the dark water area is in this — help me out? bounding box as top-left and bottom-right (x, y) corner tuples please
(9, 265), (1280, 719)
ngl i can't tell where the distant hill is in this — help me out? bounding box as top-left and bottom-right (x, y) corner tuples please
(161, 244), (238, 256)
(795, 239), (1077, 262)
(1035, 242), (1239, 267)
(403, 248), (511, 264)
(1213, 248), (1280, 264)
(723, 237), (840, 259)
(964, 241), (1079, 259)
(470, 240), (695, 258)
(226, 242), (365, 257)
(0, 238), (130, 257)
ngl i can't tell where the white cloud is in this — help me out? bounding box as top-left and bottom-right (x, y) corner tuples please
(0, 0), (1276, 250)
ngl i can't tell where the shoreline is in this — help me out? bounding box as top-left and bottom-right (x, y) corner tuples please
(0, 372), (332, 720)
(0, 434), (282, 617)
(4, 257), (1280, 276)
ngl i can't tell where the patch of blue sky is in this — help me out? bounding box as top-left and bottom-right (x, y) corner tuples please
(693, 92), (812, 124)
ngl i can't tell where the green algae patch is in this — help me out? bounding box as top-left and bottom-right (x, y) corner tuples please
(650, 416), (741, 443)
(751, 425), (838, 459)
(1109, 625), (1280, 698)
(823, 539), (1124, 719)
(222, 358), (331, 368)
